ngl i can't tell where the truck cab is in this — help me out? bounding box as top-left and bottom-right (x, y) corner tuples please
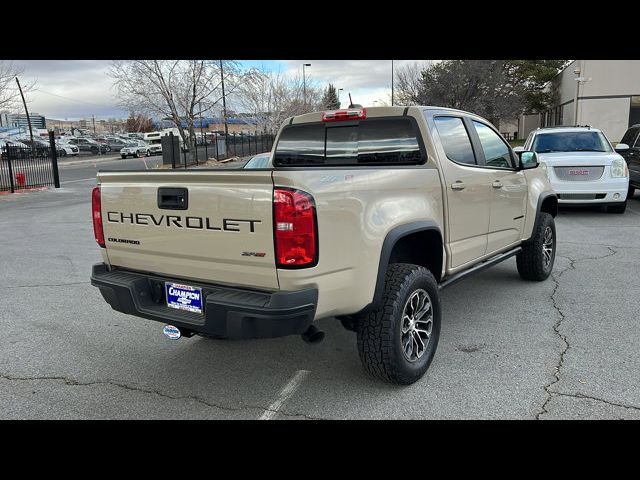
(91, 106), (557, 385)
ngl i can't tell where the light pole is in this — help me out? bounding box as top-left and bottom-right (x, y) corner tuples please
(302, 63), (311, 109)
(337, 88), (343, 108)
(573, 67), (591, 126)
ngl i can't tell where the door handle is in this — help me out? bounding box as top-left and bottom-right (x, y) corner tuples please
(451, 182), (466, 190)
(492, 180), (503, 188)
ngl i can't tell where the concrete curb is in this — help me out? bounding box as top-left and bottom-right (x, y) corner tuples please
(58, 155), (122, 166)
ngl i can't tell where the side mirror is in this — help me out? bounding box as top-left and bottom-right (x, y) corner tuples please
(513, 146), (525, 153)
(516, 150), (539, 170)
(614, 143), (629, 152)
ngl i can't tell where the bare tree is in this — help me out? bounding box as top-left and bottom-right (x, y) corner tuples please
(109, 60), (244, 148)
(232, 66), (322, 133)
(0, 61), (36, 115)
(394, 61), (430, 106)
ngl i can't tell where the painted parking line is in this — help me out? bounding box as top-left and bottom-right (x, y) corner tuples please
(259, 370), (310, 420)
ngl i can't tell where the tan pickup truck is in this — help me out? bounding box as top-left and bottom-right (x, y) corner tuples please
(91, 106), (558, 385)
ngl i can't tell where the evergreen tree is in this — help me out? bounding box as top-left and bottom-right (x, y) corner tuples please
(321, 83), (341, 110)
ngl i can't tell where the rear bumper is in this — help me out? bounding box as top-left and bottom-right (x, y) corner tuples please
(90, 263), (317, 339)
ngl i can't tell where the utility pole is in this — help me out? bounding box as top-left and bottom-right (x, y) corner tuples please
(391, 59), (394, 106)
(15, 77), (34, 146)
(92, 115), (96, 134)
(337, 88), (343, 108)
(219, 60), (229, 137)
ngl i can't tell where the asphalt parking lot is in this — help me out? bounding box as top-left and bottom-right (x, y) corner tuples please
(1, 169), (639, 419)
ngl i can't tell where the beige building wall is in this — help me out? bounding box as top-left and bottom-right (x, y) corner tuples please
(578, 97), (631, 142)
(520, 60), (640, 142)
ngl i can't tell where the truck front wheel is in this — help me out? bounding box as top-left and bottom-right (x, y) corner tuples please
(516, 212), (556, 281)
(356, 263), (441, 385)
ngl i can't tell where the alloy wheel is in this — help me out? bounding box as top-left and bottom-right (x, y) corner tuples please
(401, 289), (433, 362)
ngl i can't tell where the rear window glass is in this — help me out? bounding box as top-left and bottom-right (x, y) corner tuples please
(273, 118), (424, 166)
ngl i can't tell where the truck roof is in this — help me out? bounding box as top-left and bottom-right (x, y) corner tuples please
(287, 105), (483, 125)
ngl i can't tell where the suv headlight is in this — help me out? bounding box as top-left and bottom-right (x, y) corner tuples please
(611, 158), (628, 178)
(540, 161), (551, 181)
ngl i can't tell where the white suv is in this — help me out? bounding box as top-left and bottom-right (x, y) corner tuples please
(517, 126), (630, 213)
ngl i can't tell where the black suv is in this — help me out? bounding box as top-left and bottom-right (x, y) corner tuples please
(617, 125), (640, 199)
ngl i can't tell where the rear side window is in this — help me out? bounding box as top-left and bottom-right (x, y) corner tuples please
(273, 118), (424, 166)
(434, 116), (476, 165)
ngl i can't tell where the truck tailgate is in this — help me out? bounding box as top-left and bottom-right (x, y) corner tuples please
(97, 170), (278, 290)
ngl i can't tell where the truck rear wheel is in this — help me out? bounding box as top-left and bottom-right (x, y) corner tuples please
(356, 263), (441, 385)
(516, 212), (556, 281)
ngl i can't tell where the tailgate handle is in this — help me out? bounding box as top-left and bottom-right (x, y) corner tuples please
(157, 187), (188, 210)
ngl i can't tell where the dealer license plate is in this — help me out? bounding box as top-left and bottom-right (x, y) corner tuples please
(165, 282), (203, 314)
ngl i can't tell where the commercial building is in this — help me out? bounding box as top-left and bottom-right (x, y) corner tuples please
(519, 60), (640, 142)
(0, 112), (47, 129)
(153, 116), (261, 135)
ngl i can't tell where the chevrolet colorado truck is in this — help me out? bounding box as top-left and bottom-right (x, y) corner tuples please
(90, 106), (558, 385)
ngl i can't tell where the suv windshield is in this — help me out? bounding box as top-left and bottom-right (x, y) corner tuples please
(532, 131), (612, 153)
(273, 118), (424, 166)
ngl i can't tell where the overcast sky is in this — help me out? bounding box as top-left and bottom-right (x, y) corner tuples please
(11, 60), (431, 120)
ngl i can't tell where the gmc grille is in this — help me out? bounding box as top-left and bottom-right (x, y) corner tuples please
(554, 166), (605, 181)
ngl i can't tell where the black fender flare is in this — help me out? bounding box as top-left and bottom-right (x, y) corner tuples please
(526, 192), (558, 243)
(358, 221), (442, 315)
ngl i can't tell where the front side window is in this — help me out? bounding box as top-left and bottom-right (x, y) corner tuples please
(472, 121), (513, 168)
(532, 131), (612, 153)
(621, 126), (640, 147)
(274, 118), (424, 166)
(433, 116), (476, 165)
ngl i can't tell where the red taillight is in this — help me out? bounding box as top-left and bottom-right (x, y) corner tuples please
(92, 186), (105, 248)
(322, 107), (366, 122)
(273, 188), (317, 268)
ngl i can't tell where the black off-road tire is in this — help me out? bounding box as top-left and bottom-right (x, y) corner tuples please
(628, 185), (635, 199)
(516, 212), (556, 281)
(607, 201), (627, 214)
(356, 263), (441, 385)
(121, 155), (127, 159)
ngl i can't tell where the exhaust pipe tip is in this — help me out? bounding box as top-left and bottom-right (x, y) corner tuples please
(301, 325), (325, 344)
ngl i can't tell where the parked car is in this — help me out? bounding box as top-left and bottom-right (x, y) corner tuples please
(616, 124), (640, 199)
(19, 138), (64, 156)
(67, 137), (109, 155)
(0, 139), (28, 158)
(105, 137), (131, 153)
(517, 126), (630, 213)
(55, 140), (79, 157)
(120, 140), (150, 159)
(90, 105), (558, 385)
(243, 152), (271, 169)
